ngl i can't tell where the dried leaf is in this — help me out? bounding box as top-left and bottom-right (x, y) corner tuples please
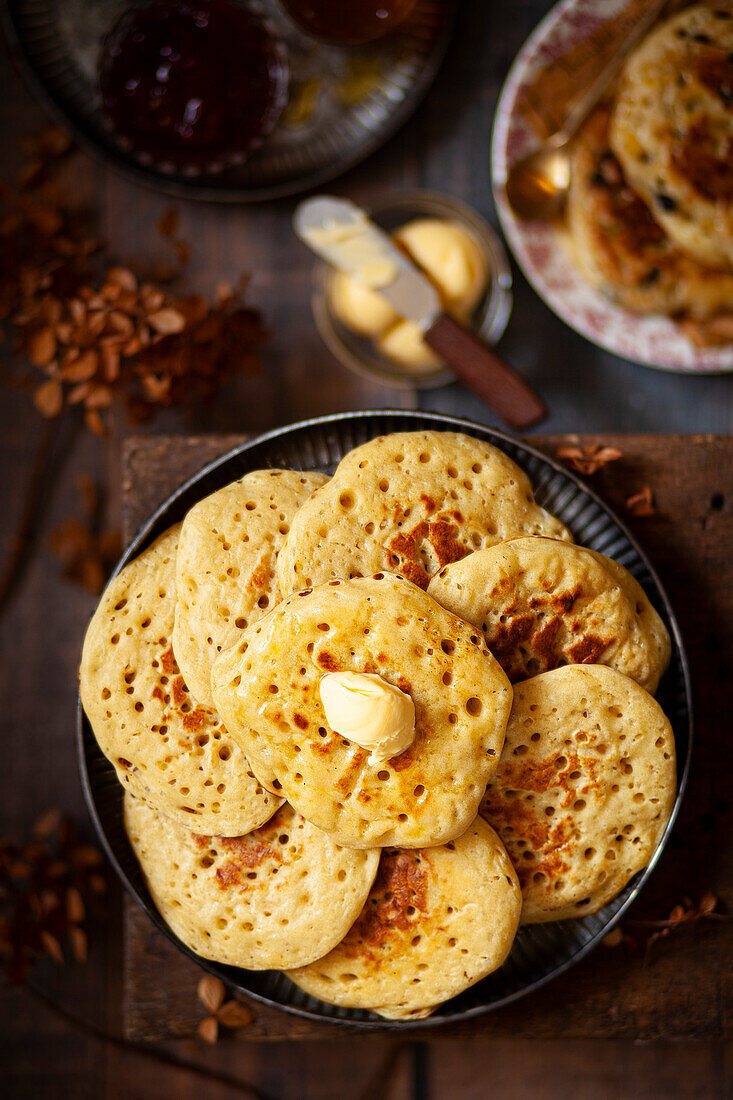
(197, 1016), (219, 1044)
(216, 999), (254, 1029)
(626, 486), (655, 517)
(198, 974), (226, 1014)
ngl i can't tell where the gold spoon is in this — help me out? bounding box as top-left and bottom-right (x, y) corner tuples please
(505, 0), (670, 221)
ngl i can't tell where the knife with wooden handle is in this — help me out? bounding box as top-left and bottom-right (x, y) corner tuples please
(294, 196), (546, 430)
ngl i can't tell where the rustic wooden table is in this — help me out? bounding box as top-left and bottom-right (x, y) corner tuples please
(1, 1), (732, 1097)
(122, 433), (732, 1047)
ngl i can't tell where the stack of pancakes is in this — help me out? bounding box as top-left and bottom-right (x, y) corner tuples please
(81, 430), (676, 1019)
(566, 4), (733, 347)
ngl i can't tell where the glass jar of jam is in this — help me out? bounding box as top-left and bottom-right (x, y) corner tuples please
(280, 0), (417, 46)
(98, 1), (288, 174)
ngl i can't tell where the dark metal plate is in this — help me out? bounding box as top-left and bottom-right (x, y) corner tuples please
(1, 0), (455, 202)
(77, 410), (693, 1029)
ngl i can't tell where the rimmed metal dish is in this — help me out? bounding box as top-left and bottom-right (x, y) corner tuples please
(78, 410), (692, 1029)
(1, 0), (455, 203)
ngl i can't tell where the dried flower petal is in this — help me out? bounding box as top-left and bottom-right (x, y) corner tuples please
(70, 845), (104, 869)
(197, 1016), (219, 1044)
(85, 409), (105, 437)
(68, 926), (88, 962)
(84, 384), (112, 410)
(41, 931), (64, 964)
(173, 239), (191, 266)
(157, 208), (180, 239)
(698, 892), (718, 916)
(28, 326), (57, 366)
(107, 267), (137, 292)
(198, 974), (226, 1014)
(217, 999), (254, 1029)
(32, 808), (62, 839)
(33, 378), (63, 418)
(66, 886), (85, 923)
(556, 444), (623, 476)
(626, 486), (655, 517)
(148, 308), (185, 335)
(62, 349), (98, 383)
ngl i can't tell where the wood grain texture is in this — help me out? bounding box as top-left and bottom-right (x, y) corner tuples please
(1, 0), (731, 1090)
(121, 433), (732, 1043)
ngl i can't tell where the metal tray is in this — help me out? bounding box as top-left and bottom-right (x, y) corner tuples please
(2, 0), (455, 202)
(77, 410), (693, 1029)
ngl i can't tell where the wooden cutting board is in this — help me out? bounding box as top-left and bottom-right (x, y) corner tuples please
(120, 433), (732, 1042)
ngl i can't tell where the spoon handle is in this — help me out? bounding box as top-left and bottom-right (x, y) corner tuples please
(424, 313), (546, 430)
(554, 0), (670, 145)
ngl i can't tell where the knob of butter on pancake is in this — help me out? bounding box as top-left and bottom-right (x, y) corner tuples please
(319, 671), (415, 765)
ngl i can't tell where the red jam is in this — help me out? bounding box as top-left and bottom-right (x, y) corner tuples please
(98, 1), (287, 172)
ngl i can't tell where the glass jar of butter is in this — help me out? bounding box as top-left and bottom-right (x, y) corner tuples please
(310, 191), (513, 390)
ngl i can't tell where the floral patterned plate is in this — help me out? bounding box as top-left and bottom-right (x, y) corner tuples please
(491, 0), (733, 374)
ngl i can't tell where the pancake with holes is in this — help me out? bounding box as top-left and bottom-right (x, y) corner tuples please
(211, 573), (513, 849)
(286, 816), (521, 1019)
(124, 795), (379, 969)
(276, 432), (571, 596)
(480, 665), (676, 923)
(610, 5), (733, 272)
(428, 537), (671, 693)
(173, 469), (328, 708)
(568, 104), (733, 319)
(80, 526), (281, 835)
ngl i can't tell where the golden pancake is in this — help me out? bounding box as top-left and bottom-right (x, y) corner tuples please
(80, 526), (281, 835)
(610, 5), (733, 271)
(428, 536), (670, 692)
(287, 817), (521, 1019)
(480, 665), (676, 923)
(568, 104), (733, 319)
(276, 431), (571, 595)
(173, 469), (327, 707)
(211, 573), (513, 849)
(125, 794), (379, 970)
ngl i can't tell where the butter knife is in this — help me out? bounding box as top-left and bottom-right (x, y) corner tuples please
(294, 196), (546, 430)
